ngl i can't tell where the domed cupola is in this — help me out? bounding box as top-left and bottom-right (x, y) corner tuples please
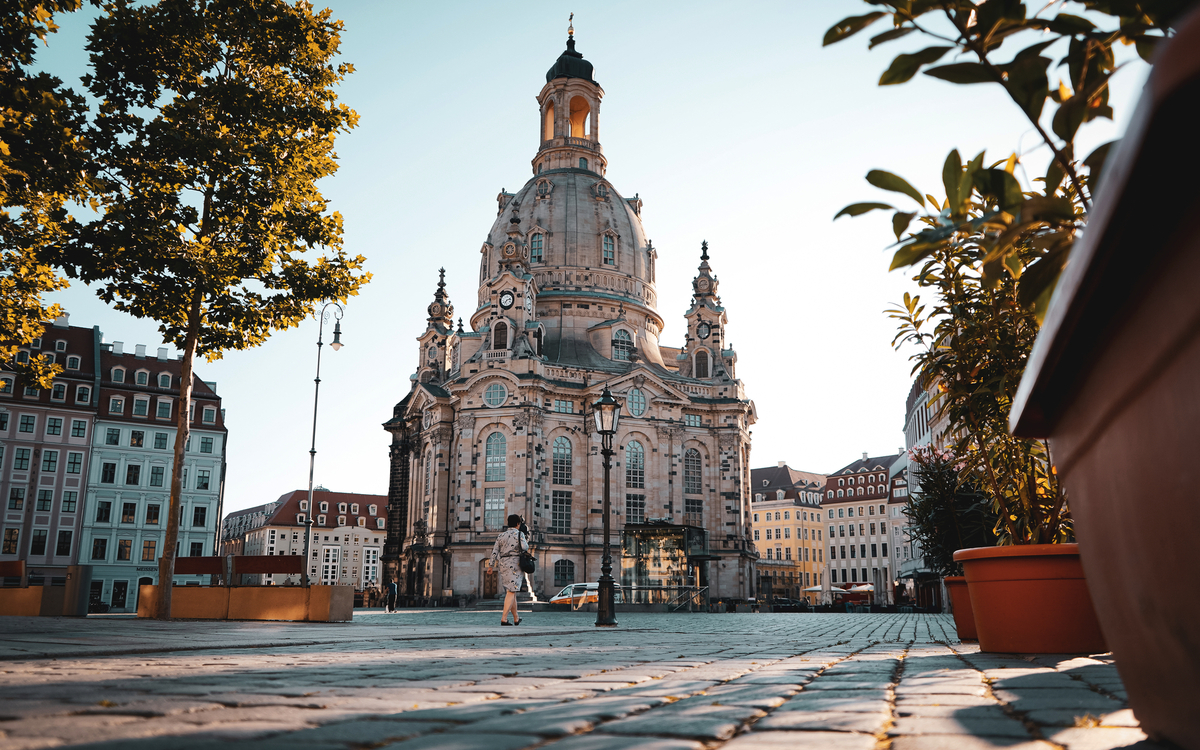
(546, 17), (596, 84)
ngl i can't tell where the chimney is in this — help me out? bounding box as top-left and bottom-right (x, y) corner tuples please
(53, 312), (70, 328)
(113, 341), (124, 355)
(157, 347), (168, 361)
(135, 344), (146, 358)
(862, 451), (868, 460)
(777, 461), (786, 468)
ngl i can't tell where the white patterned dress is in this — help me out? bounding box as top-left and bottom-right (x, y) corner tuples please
(490, 528), (529, 594)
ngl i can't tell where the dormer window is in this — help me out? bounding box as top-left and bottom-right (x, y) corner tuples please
(135, 370), (148, 385)
(159, 373), (170, 388)
(66, 356), (80, 370)
(530, 233), (544, 262)
(338, 502), (347, 513)
(357, 517), (366, 527)
(55, 340), (67, 352)
(337, 516), (346, 526)
(368, 504), (377, 515)
(317, 514), (326, 526)
(602, 235), (615, 265)
(350, 503), (359, 514)
(376, 518), (385, 529)
(612, 330), (633, 361)
(112, 368), (125, 383)
(493, 322), (508, 350)
(319, 502), (328, 512)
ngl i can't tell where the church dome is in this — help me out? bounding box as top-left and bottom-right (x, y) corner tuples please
(546, 37), (596, 84)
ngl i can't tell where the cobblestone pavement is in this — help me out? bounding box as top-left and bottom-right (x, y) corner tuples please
(0, 611), (1160, 750)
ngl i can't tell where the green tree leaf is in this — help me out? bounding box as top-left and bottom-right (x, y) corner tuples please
(924, 62), (995, 84)
(823, 12), (886, 46)
(869, 27), (914, 49)
(973, 168), (1023, 213)
(893, 211), (917, 240)
(879, 46), (952, 85)
(942, 149), (963, 213)
(834, 202), (895, 219)
(867, 169), (925, 207)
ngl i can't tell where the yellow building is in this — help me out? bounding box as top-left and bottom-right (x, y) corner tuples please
(750, 462), (827, 600)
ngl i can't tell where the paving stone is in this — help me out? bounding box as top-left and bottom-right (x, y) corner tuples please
(991, 689), (1122, 712)
(1041, 727), (1152, 750)
(378, 732), (542, 750)
(730, 672), (816, 685)
(775, 692), (889, 713)
(262, 719), (454, 744)
(890, 738), (1056, 750)
(720, 730), (878, 749)
(894, 705), (1008, 718)
(896, 693), (998, 706)
(889, 716), (1030, 737)
(755, 709), (888, 733)
(895, 682), (988, 696)
(990, 673), (1080, 689)
(539, 736), (704, 750)
(802, 678), (892, 690)
(700, 683), (802, 708)
(597, 704), (764, 740)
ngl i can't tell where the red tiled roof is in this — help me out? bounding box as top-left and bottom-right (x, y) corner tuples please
(266, 489), (387, 530)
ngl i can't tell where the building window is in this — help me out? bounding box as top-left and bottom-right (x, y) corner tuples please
(112, 368), (125, 383)
(202, 407), (216, 423)
(61, 492), (77, 513)
(125, 464), (140, 485)
(100, 463), (116, 483)
(95, 501), (111, 523)
(684, 414), (701, 427)
(683, 448), (702, 495)
(626, 387), (646, 416)
(13, 448), (31, 471)
(625, 493), (645, 524)
(485, 432), (506, 481)
(75, 386), (90, 403)
(51, 383), (66, 401)
(625, 440), (645, 489)
(90, 538), (107, 560)
(41, 450), (58, 473)
(530, 233), (544, 262)
(193, 506), (207, 527)
(121, 502), (136, 523)
(0, 376), (11, 394)
(492, 322), (508, 350)
(116, 539), (132, 560)
(156, 401), (171, 418)
(141, 540), (157, 561)
(130, 430), (144, 447)
(190, 542), (204, 557)
(146, 504), (160, 525)
(159, 373), (171, 388)
(552, 437), (572, 484)
(601, 235), (616, 266)
(484, 382), (507, 407)
(484, 487), (505, 531)
(19, 414), (35, 433)
(554, 399), (573, 413)
(196, 469), (210, 490)
(71, 419), (86, 438)
(133, 399), (149, 416)
(29, 529), (48, 556)
(694, 349), (710, 378)
(150, 466), (164, 486)
(550, 490), (571, 533)
(104, 428), (119, 445)
(612, 329), (633, 361)
(200, 437), (213, 453)
(109, 397), (123, 414)
(2, 529), (18, 555)
(136, 371), (148, 385)
(579, 157), (588, 170)
(554, 559), (575, 588)
(153, 432), (168, 450)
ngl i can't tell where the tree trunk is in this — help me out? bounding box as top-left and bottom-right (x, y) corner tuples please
(155, 287), (203, 619)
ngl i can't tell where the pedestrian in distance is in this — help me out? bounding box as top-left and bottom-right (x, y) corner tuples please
(488, 513), (529, 626)
(386, 579), (398, 613)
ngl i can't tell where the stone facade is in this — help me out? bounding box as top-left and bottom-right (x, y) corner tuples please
(821, 452), (902, 605)
(383, 33), (757, 602)
(749, 463), (828, 600)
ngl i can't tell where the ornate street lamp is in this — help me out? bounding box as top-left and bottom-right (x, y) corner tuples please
(302, 302), (344, 587)
(592, 386), (621, 627)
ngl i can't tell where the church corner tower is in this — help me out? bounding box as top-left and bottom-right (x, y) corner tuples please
(384, 23), (759, 604)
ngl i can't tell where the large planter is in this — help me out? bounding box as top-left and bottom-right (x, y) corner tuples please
(943, 576), (976, 641)
(953, 544), (1105, 653)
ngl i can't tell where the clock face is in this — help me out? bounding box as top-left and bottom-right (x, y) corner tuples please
(697, 278), (710, 291)
(499, 291), (515, 309)
(697, 322), (711, 339)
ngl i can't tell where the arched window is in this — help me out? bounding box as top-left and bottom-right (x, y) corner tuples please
(554, 559), (575, 588)
(493, 322), (508, 350)
(683, 448), (702, 494)
(627, 387), (646, 417)
(485, 432), (506, 482)
(827, 491), (834, 499)
(552, 437), (572, 484)
(579, 157), (588, 170)
(530, 233), (544, 262)
(858, 487), (865, 496)
(695, 350), (710, 378)
(112, 368), (125, 383)
(612, 329), (633, 361)
(543, 101), (555, 141)
(837, 489), (844, 497)
(158, 373), (170, 388)
(424, 449), (432, 495)
(569, 95), (590, 137)
(602, 235), (615, 265)
(625, 440), (645, 489)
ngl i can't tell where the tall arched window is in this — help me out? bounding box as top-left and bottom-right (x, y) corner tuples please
(530, 233), (544, 262)
(695, 349), (710, 378)
(543, 101), (555, 141)
(625, 440), (645, 489)
(579, 157), (588, 170)
(602, 235), (615, 265)
(683, 448), (702, 494)
(493, 322), (508, 350)
(485, 432), (506, 482)
(554, 559), (575, 588)
(424, 449), (432, 495)
(612, 329), (633, 361)
(552, 437), (572, 484)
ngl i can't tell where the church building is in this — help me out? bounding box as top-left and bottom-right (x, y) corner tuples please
(383, 27), (758, 602)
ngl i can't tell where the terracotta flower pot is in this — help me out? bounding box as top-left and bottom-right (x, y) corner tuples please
(953, 544), (1106, 653)
(943, 576), (976, 641)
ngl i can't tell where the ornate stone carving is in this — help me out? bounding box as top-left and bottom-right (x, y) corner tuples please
(456, 411), (474, 429)
(513, 411), (530, 429)
(717, 431), (741, 450)
(656, 425), (682, 441)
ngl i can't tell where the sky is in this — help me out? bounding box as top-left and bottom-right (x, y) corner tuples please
(31, 2), (1150, 515)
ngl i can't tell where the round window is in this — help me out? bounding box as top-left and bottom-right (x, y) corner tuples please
(484, 382), (508, 407)
(627, 387), (646, 417)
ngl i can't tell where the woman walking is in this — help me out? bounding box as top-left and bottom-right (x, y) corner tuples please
(488, 513), (528, 626)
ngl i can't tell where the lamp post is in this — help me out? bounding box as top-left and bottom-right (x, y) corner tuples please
(592, 386), (621, 627)
(302, 302), (344, 587)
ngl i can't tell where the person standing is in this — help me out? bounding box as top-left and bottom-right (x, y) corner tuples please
(488, 514), (529, 626)
(386, 579), (398, 613)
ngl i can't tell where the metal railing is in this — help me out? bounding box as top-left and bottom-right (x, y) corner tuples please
(667, 586), (709, 612)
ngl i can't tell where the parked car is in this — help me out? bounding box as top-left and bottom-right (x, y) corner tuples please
(549, 582), (626, 607)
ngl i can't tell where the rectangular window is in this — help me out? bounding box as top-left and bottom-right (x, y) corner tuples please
(47, 417), (63, 435)
(125, 464), (140, 485)
(0, 376), (12, 394)
(838, 525), (845, 537)
(550, 490), (571, 534)
(882, 543), (888, 557)
(850, 545), (856, 558)
(14, 448), (30, 470)
(830, 545), (836, 561)
(156, 400), (171, 419)
(67, 452), (82, 474)
(554, 399), (573, 414)
(200, 437), (213, 453)
(36, 490), (53, 511)
(150, 466), (164, 487)
(145, 504), (160, 525)
(0, 414), (7, 431)
(19, 414), (35, 433)
(2, 529), (18, 554)
(765, 529), (772, 540)
(136, 371), (148, 385)
(100, 462), (116, 483)
(625, 493), (645, 524)
(130, 430), (144, 447)
(116, 539), (132, 560)
(684, 495), (703, 518)
(56, 530), (72, 556)
(860, 544), (867, 558)
(29, 529), (48, 555)
(121, 502), (136, 524)
(483, 487), (505, 531)
(75, 385), (90, 403)
(196, 469), (210, 491)
(153, 432), (168, 450)
(190, 542), (204, 557)
(51, 383), (67, 401)
(202, 407), (216, 423)
(141, 540), (157, 561)
(61, 491), (77, 513)
(41, 450), (58, 473)
(8, 488), (25, 510)
(683, 414), (702, 427)
(71, 419), (87, 438)
(113, 369), (125, 383)
(871, 544), (878, 558)
(602, 235), (615, 265)
(133, 399), (148, 416)
(23, 387), (38, 397)
(95, 501), (111, 523)
(192, 505), (207, 527)
(109, 397), (123, 414)
(849, 524), (856, 536)
(105, 428), (120, 445)
(91, 537), (107, 560)
(784, 527), (791, 539)
(785, 547), (792, 560)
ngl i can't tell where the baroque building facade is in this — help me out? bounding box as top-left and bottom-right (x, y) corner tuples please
(383, 31), (757, 602)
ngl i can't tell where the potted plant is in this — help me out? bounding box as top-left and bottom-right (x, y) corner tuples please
(904, 445), (997, 641)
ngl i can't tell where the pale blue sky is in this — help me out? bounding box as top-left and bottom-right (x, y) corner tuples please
(33, 3), (1148, 513)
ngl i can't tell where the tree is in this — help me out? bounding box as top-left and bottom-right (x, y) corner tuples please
(75, 0), (370, 618)
(1, 1), (90, 387)
(904, 445), (997, 575)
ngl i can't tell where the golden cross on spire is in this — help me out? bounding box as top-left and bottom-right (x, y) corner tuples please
(568, 12), (574, 37)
